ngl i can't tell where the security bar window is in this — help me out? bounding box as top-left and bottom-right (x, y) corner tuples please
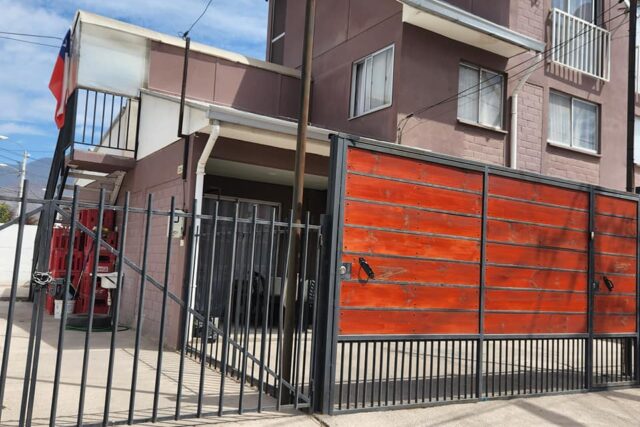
(552, 0), (596, 23)
(350, 45), (394, 118)
(549, 91), (599, 152)
(457, 63), (504, 129)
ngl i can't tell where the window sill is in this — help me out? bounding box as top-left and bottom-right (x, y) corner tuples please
(457, 118), (507, 135)
(349, 103), (393, 120)
(547, 140), (601, 158)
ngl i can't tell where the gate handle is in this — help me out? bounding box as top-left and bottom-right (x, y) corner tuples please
(602, 275), (614, 292)
(358, 257), (375, 280)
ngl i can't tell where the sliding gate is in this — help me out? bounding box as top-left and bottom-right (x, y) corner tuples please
(316, 135), (640, 413)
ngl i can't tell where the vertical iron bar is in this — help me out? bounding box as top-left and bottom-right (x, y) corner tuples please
(0, 182), (29, 423)
(293, 213), (311, 408)
(276, 213), (294, 409)
(51, 187), (79, 425)
(197, 202), (218, 417)
(239, 205), (258, 414)
(218, 203), (241, 416)
(77, 189), (106, 426)
(127, 193), (153, 425)
(477, 168), (488, 399)
(258, 208), (277, 412)
(103, 192), (130, 426)
(175, 199), (198, 420)
(151, 197), (176, 422)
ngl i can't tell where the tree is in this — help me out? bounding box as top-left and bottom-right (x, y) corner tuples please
(0, 202), (14, 223)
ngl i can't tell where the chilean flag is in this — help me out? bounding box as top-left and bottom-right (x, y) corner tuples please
(49, 30), (71, 129)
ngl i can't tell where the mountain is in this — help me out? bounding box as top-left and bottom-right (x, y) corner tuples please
(0, 157), (51, 211)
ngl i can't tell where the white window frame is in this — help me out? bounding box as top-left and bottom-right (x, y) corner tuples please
(552, 0), (597, 23)
(548, 91), (600, 154)
(349, 45), (394, 119)
(456, 63), (505, 130)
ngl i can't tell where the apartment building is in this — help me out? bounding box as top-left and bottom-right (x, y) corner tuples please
(269, 0), (635, 190)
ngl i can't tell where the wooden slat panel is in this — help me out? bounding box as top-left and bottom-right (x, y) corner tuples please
(484, 313), (587, 334)
(594, 215), (636, 237)
(345, 200), (481, 238)
(594, 294), (636, 314)
(339, 309), (479, 335)
(347, 148), (483, 192)
(490, 175), (588, 210)
(341, 254), (480, 286)
(487, 220), (587, 251)
(487, 243), (587, 271)
(340, 282), (479, 310)
(595, 254), (636, 276)
(486, 266), (587, 291)
(485, 289), (587, 312)
(595, 194), (637, 219)
(343, 227), (481, 262)
(488, 198), (588, 230)
(595, 234), (636, 256)
(593, 315), (636, 334)
(346, 173), (482, 215)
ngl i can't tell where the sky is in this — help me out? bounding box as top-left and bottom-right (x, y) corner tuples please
(0, 0), (269, 163)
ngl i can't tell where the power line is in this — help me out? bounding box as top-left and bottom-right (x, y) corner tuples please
(0, 35), (58, 49)
(399, 6), (628, 135)
(0, 31), (62, 40)
(180, 0), (213, 38)
(402, 14), (631, 137)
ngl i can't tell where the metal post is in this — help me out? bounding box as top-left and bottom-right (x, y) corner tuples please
(586, 188), (595, 389)
(0, 180), (28, 423)
(103, 192), (130, 426)
(179, 36), (191, 180)
(627, 0), (637, 192)
(50, 186), (79, 425)
(283, 0), (316, 404)
(476, 168), (488, 399)
(77, 188), (106, 426)
(17, 150), (28, 214)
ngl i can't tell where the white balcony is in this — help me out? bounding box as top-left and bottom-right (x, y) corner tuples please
(551, 8), (611, 81)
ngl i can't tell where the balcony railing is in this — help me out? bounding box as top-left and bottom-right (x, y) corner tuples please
(70, 87), (139, 158)
(551, 8), (611, 81)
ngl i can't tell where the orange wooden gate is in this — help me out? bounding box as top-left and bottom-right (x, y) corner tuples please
(315, 135), (639, 413)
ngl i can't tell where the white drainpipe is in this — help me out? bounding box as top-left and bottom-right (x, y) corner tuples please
(510, 54), (542, 169)
(187, 119), (220, 332)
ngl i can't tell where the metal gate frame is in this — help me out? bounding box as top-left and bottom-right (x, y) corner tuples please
(313, 134), (640, 414)
(0, 184), (322, 426)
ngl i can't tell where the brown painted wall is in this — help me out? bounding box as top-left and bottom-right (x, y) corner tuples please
(148, 41), (301, 120)
(116, 134), (205, 349)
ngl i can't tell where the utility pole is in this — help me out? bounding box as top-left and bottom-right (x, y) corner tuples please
(18, 150), (28, 214)
(282, 0), (315, 403)
(627, 0), (637, 192)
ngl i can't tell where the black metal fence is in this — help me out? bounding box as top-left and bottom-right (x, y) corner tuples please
(0, 183), (321, 426)
(333, 335), (636, 412)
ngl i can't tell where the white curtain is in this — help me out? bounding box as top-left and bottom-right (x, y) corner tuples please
(458, 65), (479, 123)
(370, 48), (392, 109)
(549, 92), (572, 145)
(479, 70), (503, 128)
(572, 99), (597, 151)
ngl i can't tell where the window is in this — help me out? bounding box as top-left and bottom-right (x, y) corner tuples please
(549, 91), (599, 152)
(552, 0), (596, 22)
(457, 64), (504, 129)
(350, 45), (394, 118)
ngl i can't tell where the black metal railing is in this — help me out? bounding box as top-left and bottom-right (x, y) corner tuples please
(71, 87), (139, 155)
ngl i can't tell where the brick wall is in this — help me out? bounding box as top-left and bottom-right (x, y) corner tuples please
(546, 148), (600, 184)
(517, 83), (543, 173)
(515, 0), (544, 41)
(460, 128), (505, 166)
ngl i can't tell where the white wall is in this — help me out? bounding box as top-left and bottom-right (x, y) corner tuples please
(0, 224), (37, 298)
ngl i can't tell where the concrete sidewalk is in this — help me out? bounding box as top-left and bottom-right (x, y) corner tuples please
(316, 388), (640, 426)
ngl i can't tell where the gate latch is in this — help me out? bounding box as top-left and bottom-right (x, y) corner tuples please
(602, 275), (614, 292)
(358, 257), (375, 280)
(339, 262), (351, 280)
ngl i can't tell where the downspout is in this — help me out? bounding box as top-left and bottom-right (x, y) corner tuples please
(510, 53), (541, 169)
(188, 119), (220, 330)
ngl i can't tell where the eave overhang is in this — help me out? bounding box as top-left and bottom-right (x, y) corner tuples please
(399, 0), (546, 57)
